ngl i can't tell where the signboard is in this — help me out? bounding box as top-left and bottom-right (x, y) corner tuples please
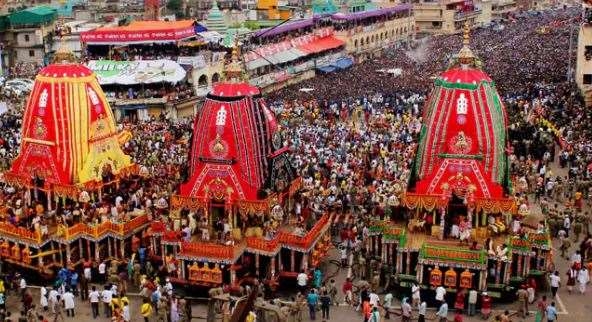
(81, 26), (195, 43)
(422, 245), (484, 263)
(86, 60), (186, 85)
(178, 56), (206, 69)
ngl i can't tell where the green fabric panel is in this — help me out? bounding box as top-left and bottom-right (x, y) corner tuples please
(8, 6), (57, 26)
(434, 78), (496, 91)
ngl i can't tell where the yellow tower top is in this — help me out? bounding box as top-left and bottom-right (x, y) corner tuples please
(223, 43), (245, 82)
(457, 21), (476, 66)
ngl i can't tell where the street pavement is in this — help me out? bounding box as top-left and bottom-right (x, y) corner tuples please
(4, 165), (592, 321)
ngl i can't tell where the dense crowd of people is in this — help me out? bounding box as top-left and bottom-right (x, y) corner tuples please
(0, 4), (592, 322)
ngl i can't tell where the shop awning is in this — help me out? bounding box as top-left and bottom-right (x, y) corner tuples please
(81, 20), (199, 44)
(332, 57), (353, 70)
(268, 48), (307, 65)
(316, 65), (337, 73)
(245, 48), (307, 70)
(86, 59), (187, 85)
(246, 57), (270, 70)
(297, 36), (345, 54)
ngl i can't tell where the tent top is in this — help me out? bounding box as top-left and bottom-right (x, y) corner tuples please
(81, 20), (202, 44)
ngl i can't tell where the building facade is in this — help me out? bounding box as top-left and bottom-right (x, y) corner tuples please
(576, 2), (592, 106)
(3, 6), (57, 66)
(413, 0), (491, 34)
(491, 0), (516, 20)
(333, 6), (415, 60)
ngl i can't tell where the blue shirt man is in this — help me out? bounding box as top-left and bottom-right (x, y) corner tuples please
(307, 290), (319, 320)
(546, 303), (557, 321)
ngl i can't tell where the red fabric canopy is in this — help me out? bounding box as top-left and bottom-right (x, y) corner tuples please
(296, 36), (345, 54)
(81, 20), (196, 44)
(210, 83), (260, 98)
(410, 66), (509, 200)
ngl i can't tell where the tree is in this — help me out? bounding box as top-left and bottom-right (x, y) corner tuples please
(166, 0), (182, 12)
(165, 0), (185, 18)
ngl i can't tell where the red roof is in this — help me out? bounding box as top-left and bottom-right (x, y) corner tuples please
(80, 20), (196, 44)
(439, 67), (492, 84)
(210, 82), (261, 98)
(39, 63), (93, 78)
(296, 36), (345, 54)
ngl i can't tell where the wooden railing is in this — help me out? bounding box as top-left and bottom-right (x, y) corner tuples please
(180, 241), (234, 259)
(278, 214), (330, 250)
(0, 222), (41, 243)
(245, 237), (279, 253)
(61, 214), (150, 241)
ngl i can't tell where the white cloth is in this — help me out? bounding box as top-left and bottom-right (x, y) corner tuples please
(62, 292), (75, 310)
(468, 290), (478, 304)
(435, 286), (446, 301)
(84, 267), (92, 280)
(98, 262), (106, 274)
(369, 292), (380, 306)
(40, 287), (48, 307)
(411, 285), (420, 300)
(89, 290), (100, 303)
(122, 305), (130, 322)
(101, 289), (112, 303)
(550, 274), (561, 288)
(297, 273), (308, 286)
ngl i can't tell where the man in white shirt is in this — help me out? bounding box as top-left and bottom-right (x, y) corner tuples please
(84, 266), (92, 281)
(436, 301), (448, 322)
(435, 285), (446, 302)
(418, 301), (427, 322)
(369, 290), (380, 307)
(467, 289), (478, 316)
(101, 287), (113, 318)
(122, 299), (131, 322)
(62, 289), (75, 317)
(48, 288), (59, 314)
(89, 286), (100, 318)
(98, 261), (106, 283)
(297, 270), (308, 294)
(411, 283), (421, 307)
(19, 276), (27, 297)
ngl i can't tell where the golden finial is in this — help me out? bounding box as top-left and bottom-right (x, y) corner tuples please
(462, 21), (470, 47)
(223, 41), (245, 82)
(53, 0), (76, 64)
(457, 21), (475, 67)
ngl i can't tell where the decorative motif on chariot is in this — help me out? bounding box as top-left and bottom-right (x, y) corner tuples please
(34, 117), (47, 139)
(209, 134), (229, 158)
(203, 177), (233, 201)
(449, 131), (472, 154)
(38, 89), (48, 116)
(215, 106), (228, 127)
(456, 93), (468, 114)
(87, 87), (100, 105)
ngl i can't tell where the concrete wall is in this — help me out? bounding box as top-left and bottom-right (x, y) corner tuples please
(334, 15), (415, 58)
(576, 24), (592, 106)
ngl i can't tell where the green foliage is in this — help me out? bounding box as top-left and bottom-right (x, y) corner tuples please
(166, 0), (185, 18)
(243, 20), (261, 30)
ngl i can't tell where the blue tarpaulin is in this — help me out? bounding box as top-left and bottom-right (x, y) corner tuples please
(332, 57), (353, 70)
(316, 65), (337, 73)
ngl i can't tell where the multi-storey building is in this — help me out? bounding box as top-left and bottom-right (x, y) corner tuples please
(413, 0), (491, 34)
(576, 1), (592, 106)
(2, 6), (57, 65)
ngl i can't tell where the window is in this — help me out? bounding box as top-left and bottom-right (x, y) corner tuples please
(28, 50), (35, 57)
(24, 34), (30, 42)
(198, 75), (208, 86)
(586, 46), (592, 61)
(212, 73), (220, 84)
(584, 74), (592, 85)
